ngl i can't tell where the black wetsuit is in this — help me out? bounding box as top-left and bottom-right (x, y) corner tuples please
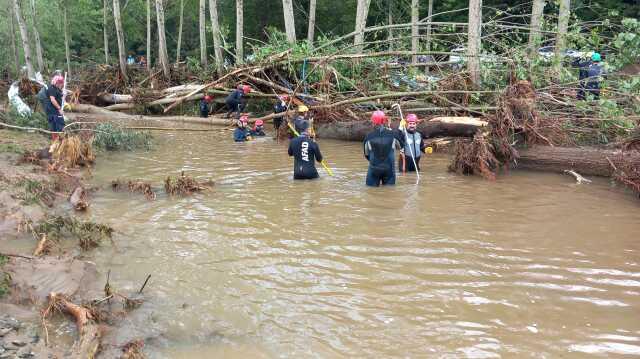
(45, 86), (64, 132)
(364, 126), (400, 186)
(274, 101), (287, 130)
(199, 99), (209, 118)
(225, 89), (246, 118)
(288, 134), (323, 180)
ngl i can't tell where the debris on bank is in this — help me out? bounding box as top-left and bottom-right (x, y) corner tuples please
(164, 172), (214, 196)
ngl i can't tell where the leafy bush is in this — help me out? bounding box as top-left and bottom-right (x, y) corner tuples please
(93, 123), (152, 151)
(2, 108), (48, 130)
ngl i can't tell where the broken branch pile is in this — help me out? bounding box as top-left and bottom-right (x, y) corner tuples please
(164, 172), (214, 196)
(112, 179), (157, 200)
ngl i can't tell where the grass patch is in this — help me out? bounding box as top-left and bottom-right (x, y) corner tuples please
(0, 254), (9, 298)
(18, 179), (56, 207)
(93, 123), (153, 151)
(35, 216), (114, 251)
(0, 143), (24, 153)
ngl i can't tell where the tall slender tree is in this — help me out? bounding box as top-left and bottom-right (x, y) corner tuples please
(387, 0), (393, 51)
(411, 0), (419, 64)
(354, 0), (372, 51)
(555, 0), (570, 68)
(146, 0), (151, 71)
(282, 0), (296, 44)
(199, 0), (207, 66)
(208, 0), (224, 72)
(9, 3), (20, 76)
(528, 0), (546, 58)
(12, 0), (35, 78)
(307, 0), (317, 46)
(467, 0), (483, 86)
(176, 0), (184, 63)
(236, 0), (244, 64)
(155, 0), (170, 78)
(103, 0), (109, 64)
(63, 0), (72, 77)
(30, 0), (44, 72)
(113, 0), (127, 80)
(426, 0), (434, 51)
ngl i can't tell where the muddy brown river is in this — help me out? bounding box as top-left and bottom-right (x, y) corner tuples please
(84, 130), (640, 358)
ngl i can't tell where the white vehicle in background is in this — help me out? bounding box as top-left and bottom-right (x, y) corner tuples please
(449, 46), (502, 70)
(537, 46), (589, 62)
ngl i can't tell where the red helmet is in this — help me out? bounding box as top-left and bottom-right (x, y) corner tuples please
(242, 85), (251, 94)
(406, 114), (418, 123)
(371, 110), (387, 125)
(240, 115), (249, 123)
(255, 119), (264, 126)
(51, 75), (64, 86)
(204, 95), (213, 102)
(280, 94), (289, 101)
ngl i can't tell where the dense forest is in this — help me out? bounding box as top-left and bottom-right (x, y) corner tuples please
(1, 0), (639, 76)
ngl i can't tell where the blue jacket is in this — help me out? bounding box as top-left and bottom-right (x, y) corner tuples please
(233, 127), (249, 142)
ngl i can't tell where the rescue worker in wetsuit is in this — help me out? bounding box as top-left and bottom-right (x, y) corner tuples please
(233, 116), (251, 142)
(199, 95), (213, 118)
(399, 114), (426, 172)
(291, 105), (310, 138)
(45, 75), (65, 141)
(573, 52), (604, 100)
(225, 85), (251, 118)
(364, 111), (402, 186)
(273, 95), (288, 131)
(250, 119), (266, 137)
(287, 119), (323, 180)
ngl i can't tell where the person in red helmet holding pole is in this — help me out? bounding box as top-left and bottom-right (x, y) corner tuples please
(400, 113), (426, 172)
(199, 94), (213, 118)
(363, 111), (403, 186)
(45, 75), (65, 141)
(225, 84), (251, 119)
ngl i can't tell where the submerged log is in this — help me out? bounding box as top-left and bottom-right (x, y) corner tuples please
(47, 293), (101, 359)
(516, 146), (640, 177)
(314, 117), (487, 141)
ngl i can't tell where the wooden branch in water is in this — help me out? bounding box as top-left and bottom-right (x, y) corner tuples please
(33, 234), (50, 256)
(47, 293), (101, 359)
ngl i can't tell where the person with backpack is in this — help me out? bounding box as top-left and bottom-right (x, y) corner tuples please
(288, 119), (323, 180)
(225, 85), (251, 119)
(364, 111), (403, 186)
(44, 75), (65, 141)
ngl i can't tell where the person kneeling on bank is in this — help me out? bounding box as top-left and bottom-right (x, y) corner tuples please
(288, 119), (323, 180)
(233, 116), (251, 142)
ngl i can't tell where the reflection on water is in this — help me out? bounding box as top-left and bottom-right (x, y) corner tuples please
(87, 129), (640, 358)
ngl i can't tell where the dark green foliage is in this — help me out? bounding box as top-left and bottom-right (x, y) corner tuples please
(93, 123), (152, 151)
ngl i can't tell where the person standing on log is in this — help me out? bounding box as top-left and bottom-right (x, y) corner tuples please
(288, 119), (323, 180)
(225, 84), (251, 119)
(273, 95), (288, 131)
(400, 114), (426, 172)
(364, 111), (402, 187)
(45, 75), (65, 142)
(199, 95), (213, 118)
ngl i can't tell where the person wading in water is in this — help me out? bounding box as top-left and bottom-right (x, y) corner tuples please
(399, 113), (426, 172)
(364, 111), (403, 186)
(225, 84), (251, 119)
(288, 119), (323, 180)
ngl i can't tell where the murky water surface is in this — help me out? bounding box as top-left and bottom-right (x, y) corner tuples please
(87, 129), (640, 358)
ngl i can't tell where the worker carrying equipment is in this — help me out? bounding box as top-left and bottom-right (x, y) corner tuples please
(288, 119), (323, 180)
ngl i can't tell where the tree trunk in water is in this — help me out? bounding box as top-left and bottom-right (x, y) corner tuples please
(236, 0), (244, 64)
(176, 0), (184, 63)
(113, 0), (127, 80)
(208, 0), (224, 72)
(12, 0), (35, 78)
(411, 0), (419, 65)
(199, 0), (207, 67)
(155, 0), (170, 79)
(146, 0), (151, 72)
(467, 0), (482, 86)
(103, 0), (109, 64)
(307, 0), (317, 46)
(517, 146), (638, 178)
(282, 0), (296, 44)
(555, 0), (570, 71)
(528, 0), (545, 58)
(353, 0), (372, 51)
(30, 0), (44, 72)
(9, 4), (20, 76)
(63, 0), (72, 77)
(314, 117), (487, 142)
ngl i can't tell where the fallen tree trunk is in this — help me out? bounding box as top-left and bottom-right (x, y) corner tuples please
(315, 117), (487, 141)
(516, 146), (640, 177)
(47, 293), (101, 359)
